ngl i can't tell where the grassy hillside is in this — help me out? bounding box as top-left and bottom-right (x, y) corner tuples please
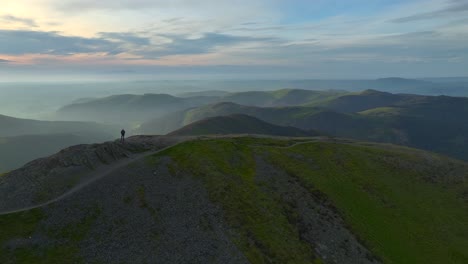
(0, 137), (466, 263)
(157, 138), (468, 263)
(168, 114), (317, 136)
(317, 90), (468, 122)
(221, 89), (346, 107)
(312, 90), (413, 113)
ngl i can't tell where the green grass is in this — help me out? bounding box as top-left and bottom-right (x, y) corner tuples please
(150, 137), (468, 264)
(149, 138), (320, 263)
(359, 107), (404, 116)
(265, 142), (468, 264)
(136, 185), (158, 219)
(0, 209), (81, 264)
(0, 205), (103, 264)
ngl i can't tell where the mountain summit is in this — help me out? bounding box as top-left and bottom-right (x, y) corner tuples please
(0, 135), (466, 263)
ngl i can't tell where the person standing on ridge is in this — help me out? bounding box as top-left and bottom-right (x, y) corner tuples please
(120, 129), (126, 143)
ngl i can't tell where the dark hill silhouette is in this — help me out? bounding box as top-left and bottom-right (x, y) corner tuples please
(0, 134), (90, 173)
(138, 102), (325, 135)
(221, 89), (345, 107)
(316, 89), (414, 113)
(168, 114), (317, 137)
(0, 114), (113, 138)
(0, 114), (116, 173)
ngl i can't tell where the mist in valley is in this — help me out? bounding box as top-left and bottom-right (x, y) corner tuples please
(1, 77), (468, 173)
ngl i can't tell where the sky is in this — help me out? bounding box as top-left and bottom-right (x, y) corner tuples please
(0, 0), (468, 80)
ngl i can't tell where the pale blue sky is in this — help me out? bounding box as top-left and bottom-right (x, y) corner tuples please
(0, 0), (467, 80)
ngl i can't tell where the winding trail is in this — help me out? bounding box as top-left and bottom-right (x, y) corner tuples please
(0, 137), (323, 216)
(0, 145), (176, 216)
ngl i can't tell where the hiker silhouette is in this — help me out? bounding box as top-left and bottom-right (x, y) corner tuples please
(120, 129), (126, 143)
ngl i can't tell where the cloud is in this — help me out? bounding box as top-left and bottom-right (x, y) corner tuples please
(0, 30), (121, 55)
(2, 0), (468, 79)
(135, 32), (279, 58)
(99, 32), (151, 45)
(1, 15), (37, 27)
(0, 59), (12, 63)
(55, 0), (166, 10)
(224, 28), (468, 67)
(0, 29), (278, 61)
(52, 0), (275, 19)
(392, 0), (468, 23)
(55, 0), (268, 10)
(51, 0), (277, 24)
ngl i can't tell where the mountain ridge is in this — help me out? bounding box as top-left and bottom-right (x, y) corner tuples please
(0, 135), (466, 263)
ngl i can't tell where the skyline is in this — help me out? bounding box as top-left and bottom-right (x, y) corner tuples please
(1, 0), (468, 80)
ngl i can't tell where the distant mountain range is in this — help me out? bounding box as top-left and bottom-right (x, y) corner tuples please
(5, 85), (468, 173)
(0, 114), (114, 138)
(163, 78), (468, 96)
(140, 90), (468, 161)
(56, 89), (346, 124)
(56, 93), (220, 123)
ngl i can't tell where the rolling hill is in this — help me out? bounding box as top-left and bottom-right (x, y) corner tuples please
(168, 114), (317, 137)
(220, 89), (346, 107)
(316, 89), (468, 121)
(0, 134), (106, 173)
(140, 90), (468, 161)
(56, 93), (219, 124)
(0, 114), (116, 173)
(0, 136), (466, 263)
(57, 89), (347, 125)
(0, 114), (114, 138)
(138, 102), (326, 135)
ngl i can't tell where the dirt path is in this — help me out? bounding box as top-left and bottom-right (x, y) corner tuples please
(0, 137), (324, 216)
(0, 145), (175, 216)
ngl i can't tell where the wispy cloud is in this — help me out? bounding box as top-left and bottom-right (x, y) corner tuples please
(137, 33), (279, 58)
(392, 0), (468, 23)
(1, 15), (37, 27)
(99, 32), (151, 46)
(0, 30), (120, 55)
(1, 0), (468, 78)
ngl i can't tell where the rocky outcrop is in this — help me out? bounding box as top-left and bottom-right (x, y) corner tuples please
(0, 136), (190, 212)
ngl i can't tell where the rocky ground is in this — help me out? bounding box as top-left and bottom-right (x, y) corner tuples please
(254, 155), (380, 263)
(0, 136), (191, 213)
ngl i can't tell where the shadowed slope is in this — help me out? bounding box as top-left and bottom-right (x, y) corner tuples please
(0, 114), (113, 138)
(168, 114), (317, 137)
